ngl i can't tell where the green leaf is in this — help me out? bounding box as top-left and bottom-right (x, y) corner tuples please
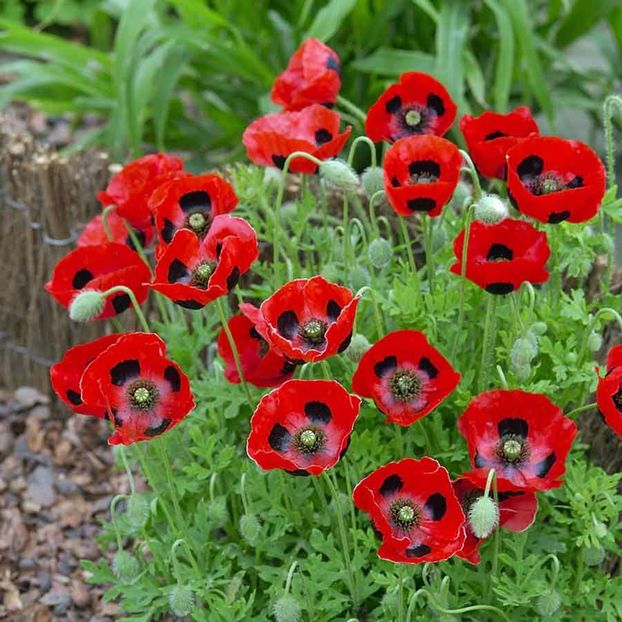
(167, 0), (229, 29)
(305, 0), (357, 42)
(484, 0), (515, 112)
(464, 49), (487, 108)
(352, 47), (434, 75)
(411, 0), (439, 22)
(554, 0), (618, 48)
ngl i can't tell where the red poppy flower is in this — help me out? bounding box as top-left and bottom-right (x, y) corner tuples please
(255, 276), (358, 363)
(80, 332), (194, 445)
(217, 312), (297, 388)
(383, 135), (461, 216)
(453, 477), (538, 565)
(45, 243), (151, 320)
(352, 330), (460, 426)
(458, 390), (577, 492)
(50, 334), (121, 418)
(459, 106), (539, 180)
(450, 219), (550, 295)
(77, 212), (155, 250)
(98, 153), (185, 229)
(506, 136), (606, 224)
(595, 344), (622, 438)
(149, 173), (239, 250)
(247, 379), (360, 475)
(271, 38), (341, 111)
(353, 457), (466, 563)
(242, 105), (352, 174)
(365, 72), (457, 143)
(149, 215), (258, 310)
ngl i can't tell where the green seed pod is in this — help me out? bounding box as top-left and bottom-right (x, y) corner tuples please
(533, 589), (561, 617)
(272, 595), (302, 622)
(239, 513), (261, 546)
(320, 158), (359, 192)
(583, 545), (606, 566)
(510, 336), (538, 368)
(126, 494), (150, 529)
(350, 265), (370, 291)
(361, 166), (384, 197)
(169, 585), (195, 617)
(346, 334), (371, 363)
(468, 496), (499, 538)
(587, 331), (603, 353)
(112, 550), (140, 584)
(69, 289), (105, 322)
(474, 193), (508, 224)
(566, 352), (578, 364)
(368, 238), (393, 269)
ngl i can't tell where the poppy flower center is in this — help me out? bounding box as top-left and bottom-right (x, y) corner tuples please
(127, 380), (158, 410)
(293, 426), (326, 454)
(389, 370), (422, 402)
(191, 261), (216, 288)
(525, 172), (566, 196)
(185, 212), (209, 236)
(300, 319), (327, 345)
(390, 499), (421, 530)
(404, 109), (422, 128)
(496, 434), (530, 465)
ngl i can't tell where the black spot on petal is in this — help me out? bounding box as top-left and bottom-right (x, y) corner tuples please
(168, 258), (189, 283)
(110, 359), (140, 386)
(535, 452), (556, 478)
(66, 389), (82, 405)
(72, 269), (93, 289)
(338, 332), (352, 353)
(485, 282), (514, 295)
(408, 160), (440, 179)
(315, 129), (333, 145)
(145, 418), (172, 437)
(548, 211), (570, 224)
(326, 56), (340, 74)
(112, 294), (130, 314)
(475, 453), (487, 467)
(614, 390), (622, 412)
(226, 267), (240, 291)
(484, 130), (507, 141)
(517, 155), (543, 180)
(161, 219), (175, 244)
(391, 177), (400, 187)
(175, 299), (204, 310)
(406, 543), (431, 558)
(127, 229), (146, 250)
(277, 311), (299, 339)
(374, 355), (397, 378)
(487, 243), (513, 262)
(427, 93), (445, 116)
(282, 361), (297, 374)
(272, 155), (286, 170)
(406, 198), (435, 212)
(286, 469), (310, 477)
(498, 418), (528, 439)
(425, 493), (447, 521)
(326, 299), (342, 321)
(268, 423), (291, 452)
(305, 401), (332, 424)
(385, 96), (402, 114)
(164, 365), (181, 392)
(179, 190), (211, 214)
(566, 176), (584, 189)
(379, 474), (403, 497)
(418, 357), (438, 379)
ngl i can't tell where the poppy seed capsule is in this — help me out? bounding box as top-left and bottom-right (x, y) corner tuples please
(239, 513), (260, 546)
(588, 331), (603, 352)
(346, 334), (371, 363)
(319, 158), (359, 192)
(169, 585), (195, 617)
(510, 336), (538, 368)
(474, 193), (508, 224)
(272, 595), (302, 622)
(583, 545), (606, 566)
(368, 238), (393, 268)
(69, 289), (105, 322)
(533, 589), (561, 617)
(361, 166), (385, 197)
(112, 550), (140, 584)
(467, 495), (499, 538)
(126, 494), (150, 529)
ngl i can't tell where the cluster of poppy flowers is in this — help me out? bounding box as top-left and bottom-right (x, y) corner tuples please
(47, 37), (616, 568)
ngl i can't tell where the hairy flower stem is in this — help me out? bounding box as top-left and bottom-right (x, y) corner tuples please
(368, 190), (384, 237)
(100, 285), (150, 332)
(347, 135), (377, 169)
(272, 151), (323, 284)
(155, 439), (187, 534)
(398, 217), (417, 275)
(171, 538), (201, 577)
(479, 295), (499, 392)
(406, 588), (510, 622)
(578, 307), (622, 363)
(459, 150), (483, 200)
(451, 204), (474, 359)
(323, 471), (359, 610)
(101, 204), (117, 241)
(119, 447), (136, 494)
(343, 194), (351, 278)
(337, 95), (368, 124)
(603, 95), (622, 189)
(565, 402), (597, 418)
(398, 564), (406, 622)
(423, 217), (435, 295)
(214, 298), (253, 406)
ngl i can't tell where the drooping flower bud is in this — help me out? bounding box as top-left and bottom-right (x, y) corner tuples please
(112, 550), (140, 584)
(474, 193), (508, 224)
(169, 585), (195, 616)
(468, 495), (499, 538)
(583, 545), (606, 566)
(69, 289), (105, 322)
(239, 513), (261, 546)
(533, 589), (561, 617)
(207, 497), (228, 528)
(513, 364), (532, 382)
(320, 158), (359, 192)
(510, 336), (538, 368)
(531, 322), (547, 335)
(126, 494), (150, 529)
(361, 166), (384, 197)
(368, 238), (393, 269)
(346, 334), (371, 363)
(587, 331), (603, 353)
(272, 595), (302, 622)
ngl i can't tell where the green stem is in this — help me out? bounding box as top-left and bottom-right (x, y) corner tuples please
(398, 217), (417, 274)
(459, 150), (483, 200)
(479, 295), (499, 392)
(171, 538), (201, 576)
(451, 205), (474, 358)
(343, 194), (351, 277)
(578, 307), (622, 362)
(337, 95), (367, 124)
(566, 402), (597, 418)
(347, 135), (377, 168)
(119, 447), (136, 494)
(603, 95), (622, 188)
(155, 439), (187, 533)
(100, 285), (150, 332)
(423, 217), (435, 295)
(407, 589), (510, 622)
(110, 494), (129, 549)
(102, 204), (117, 241)
(214, 298), (254, 407)
(398, 565), (406, 622)
(368, 190), (384, 237)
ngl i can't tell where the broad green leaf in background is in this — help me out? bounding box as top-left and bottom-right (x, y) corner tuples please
(484, 0), (515, 112)
(464, 49), (487, 109)
(352, 47), (434, 75)
(554, 0), (618, 48)
(306, 0), (357, 42)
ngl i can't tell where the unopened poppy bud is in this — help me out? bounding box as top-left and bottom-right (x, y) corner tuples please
(588, 331), (603, 352)
(468, 495), (499, 538)
(320, 158), (359, 192)
(361, 166), (384, 197)
(346, 334), (371, 363)
(272, 595), (301, 622)
(112, 550), (140, 584)
(531, 322), (547, 335)
(474, 193), (508, 224)
(127, 494), (150, 529)
(513, 363), (532, 382)
(350, 266), (370, 291)
(533, 589), (561, 617)
(510, 336), (538, 367)
(207, 497), (228, 528)
(583, 545), (606, 566)
(593, 518), (608, 538)
(368, 238), (393, 269)
(169, 585), (195, 617)
(239, 513), (260, 546)
(451, 180), (471, 209)
(69, 289), (105, 322)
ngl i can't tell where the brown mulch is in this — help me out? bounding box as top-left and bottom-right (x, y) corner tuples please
(0, 387), (128, 621)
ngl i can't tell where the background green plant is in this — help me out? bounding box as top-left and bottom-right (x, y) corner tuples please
(1, 0), (621, 164)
